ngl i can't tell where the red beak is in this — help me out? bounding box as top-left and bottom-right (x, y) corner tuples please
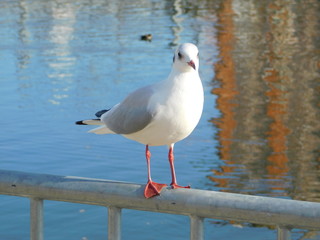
(188, 60), (196, 70)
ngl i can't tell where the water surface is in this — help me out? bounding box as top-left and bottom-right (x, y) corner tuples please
(0, 0), (319, 239)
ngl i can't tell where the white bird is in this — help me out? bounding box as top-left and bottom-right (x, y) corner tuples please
(76, 43), (204, 198)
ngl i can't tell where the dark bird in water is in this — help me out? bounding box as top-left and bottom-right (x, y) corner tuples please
(140, 34), (152, 41)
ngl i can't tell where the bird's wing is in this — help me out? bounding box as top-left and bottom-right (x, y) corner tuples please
(101, 85), (155, 135)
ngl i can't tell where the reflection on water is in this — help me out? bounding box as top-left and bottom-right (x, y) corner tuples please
(46, 2), (76, 105)
(1, 0), (320, 239)
(210, 0), (320, 202)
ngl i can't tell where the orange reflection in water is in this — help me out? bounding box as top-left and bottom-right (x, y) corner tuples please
(264, 68), (290, 180)
(209, 0), (238, 188)
(263, 1), (296, 189)
(205, 0), (320, 202)
(210, 0), (302, 195)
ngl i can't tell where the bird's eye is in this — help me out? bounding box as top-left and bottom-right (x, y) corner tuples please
(178, 52), (182, 59)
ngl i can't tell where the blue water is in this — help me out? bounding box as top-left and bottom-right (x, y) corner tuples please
(1, 0), (319, 239)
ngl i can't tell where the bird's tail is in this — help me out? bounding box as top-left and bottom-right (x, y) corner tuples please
(76, 109), (112, 134)
(75, 119), (113, 134)
(75, 119), (102, 125)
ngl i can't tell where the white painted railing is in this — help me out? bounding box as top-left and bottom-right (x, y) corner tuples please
(0, 169), (319, 240)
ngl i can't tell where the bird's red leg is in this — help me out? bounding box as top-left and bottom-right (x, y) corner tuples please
(168, 144), (190, 189)
(144, 145), (167, 198)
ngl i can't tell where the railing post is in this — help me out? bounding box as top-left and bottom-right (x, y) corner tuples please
(30, 198), (44, 240)
(190, 215), (204, 240)
(277, 226), (291, 240)
(108, 207), (122, 240)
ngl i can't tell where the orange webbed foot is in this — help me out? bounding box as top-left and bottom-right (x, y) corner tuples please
(144, 181), (167, 198)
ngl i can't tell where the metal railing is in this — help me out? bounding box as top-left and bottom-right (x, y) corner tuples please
(0, 169), (319, 240)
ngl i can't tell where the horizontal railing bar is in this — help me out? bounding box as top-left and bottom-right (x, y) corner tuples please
(0, 169), (320, 230)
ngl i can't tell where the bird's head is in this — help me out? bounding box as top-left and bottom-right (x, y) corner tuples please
(173, 43), (199, 72)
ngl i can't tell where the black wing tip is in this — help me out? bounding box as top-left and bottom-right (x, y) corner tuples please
(95, 109), (109, 118)
(75, 120), (87, 125)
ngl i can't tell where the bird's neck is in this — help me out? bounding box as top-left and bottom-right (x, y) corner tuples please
(167, 68), (199, 82)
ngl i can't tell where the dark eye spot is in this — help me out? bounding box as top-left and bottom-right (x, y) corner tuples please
(178, 52), (182, 59)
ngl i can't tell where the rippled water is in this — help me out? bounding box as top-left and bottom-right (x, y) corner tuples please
(0, 0), (319, 239)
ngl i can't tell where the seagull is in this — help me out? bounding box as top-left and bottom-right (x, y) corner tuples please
(76, 43), (204, 198)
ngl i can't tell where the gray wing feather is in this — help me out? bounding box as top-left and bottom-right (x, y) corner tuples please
(101, 85), (154, 134)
